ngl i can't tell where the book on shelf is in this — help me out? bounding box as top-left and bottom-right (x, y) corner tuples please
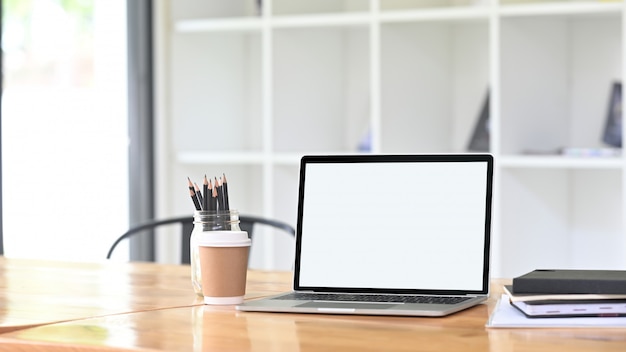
(466, 90), (489, 152)
(503, 286), (626, 318)
(602, 81), (622, 148)
(512, 269), (626, 295)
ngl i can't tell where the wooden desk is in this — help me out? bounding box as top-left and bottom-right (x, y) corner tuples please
(0, 257), (201, 332)
(1, 258), (626, 351)
(0, 257), (286, 332)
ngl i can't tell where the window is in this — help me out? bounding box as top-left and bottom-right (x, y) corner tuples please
(2, 0), (129, 261)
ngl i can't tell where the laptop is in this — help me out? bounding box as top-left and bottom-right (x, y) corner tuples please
(237, 153), (493, 317)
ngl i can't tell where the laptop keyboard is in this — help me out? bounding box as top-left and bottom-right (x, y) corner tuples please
(273, 292), (472, 305)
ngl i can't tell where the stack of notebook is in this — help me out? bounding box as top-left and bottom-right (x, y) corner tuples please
(504, 269), (626, 318)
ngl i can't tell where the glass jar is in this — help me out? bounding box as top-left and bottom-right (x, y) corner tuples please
(190, 209), (242, 296)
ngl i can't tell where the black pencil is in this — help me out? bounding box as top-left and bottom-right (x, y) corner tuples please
(207, 179), (215, 211)
(193, 182), (204, 209)
(203, 175), (209, 211)
(187, 177), (195, 193)
(215, 177), (225, 211)
(222, 173), (230, 210)
(189, 187), (201, 211)
(187, 177), (202, 210)
(212, 181), (219, 211)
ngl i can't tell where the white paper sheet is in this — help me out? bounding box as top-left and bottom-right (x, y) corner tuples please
(486, 294), (626, 328)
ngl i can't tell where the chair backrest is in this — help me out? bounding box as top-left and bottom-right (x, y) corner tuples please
(106, 215), (295, 264)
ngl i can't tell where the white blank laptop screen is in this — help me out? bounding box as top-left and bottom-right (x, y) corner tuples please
(298, 160), (489, 292)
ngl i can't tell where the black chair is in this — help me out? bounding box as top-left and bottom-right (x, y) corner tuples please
(106, 215), (296, 264)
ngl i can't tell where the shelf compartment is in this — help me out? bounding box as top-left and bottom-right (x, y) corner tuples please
(499, 15), (622, 155)
(170, 31), (263, 154)
(272, 26), (370, 153)
(269, 164), (300, 269)
(497, 167), (624, 277)
(239, 164), (299, 270)
(380, 20), (489, 153)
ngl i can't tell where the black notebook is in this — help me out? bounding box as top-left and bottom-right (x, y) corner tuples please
(513, 269), (626, 295)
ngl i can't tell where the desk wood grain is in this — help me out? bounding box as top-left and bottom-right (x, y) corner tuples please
(0, 257), (280, 333)
(2, 296), (626, 351)
(0, 258), (626, 352)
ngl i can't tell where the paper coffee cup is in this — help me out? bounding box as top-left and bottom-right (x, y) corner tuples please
(196, 231), (251, 305)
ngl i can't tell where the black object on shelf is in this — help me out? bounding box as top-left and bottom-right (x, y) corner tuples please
(467, 90), (490, 152)
(602, 81), (622, 148)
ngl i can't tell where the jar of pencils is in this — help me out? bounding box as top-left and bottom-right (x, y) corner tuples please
(190, 209), (244, 296)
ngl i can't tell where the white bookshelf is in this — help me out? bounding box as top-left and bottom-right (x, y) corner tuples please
(155, 0), (626, 276)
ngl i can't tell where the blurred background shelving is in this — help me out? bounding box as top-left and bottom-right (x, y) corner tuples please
(155, 0), (625, 277)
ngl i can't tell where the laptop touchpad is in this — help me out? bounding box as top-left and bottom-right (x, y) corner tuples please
(297, 302), (396, 310)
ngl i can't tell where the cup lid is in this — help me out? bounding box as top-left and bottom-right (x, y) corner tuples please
(196, 231), (251, 247)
